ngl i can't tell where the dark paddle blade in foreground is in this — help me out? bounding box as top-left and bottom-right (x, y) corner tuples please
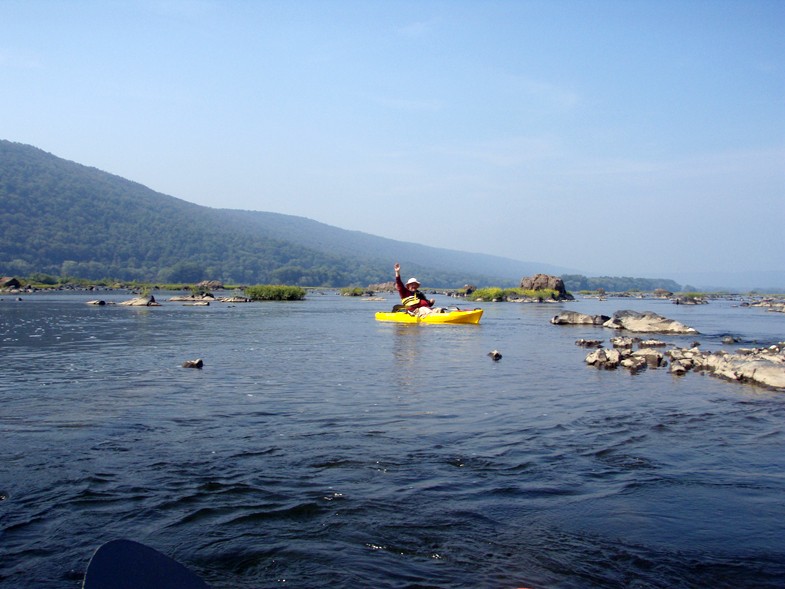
(83, 539), (211, 589)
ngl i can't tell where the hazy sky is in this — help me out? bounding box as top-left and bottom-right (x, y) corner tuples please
(2, 1), (784, 282)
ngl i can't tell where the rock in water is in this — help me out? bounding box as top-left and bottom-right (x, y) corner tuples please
(551, 311), (610, 325)
(602, 310), (697, 334)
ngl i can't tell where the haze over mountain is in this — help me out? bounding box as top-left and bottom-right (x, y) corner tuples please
(1, 140), (582, 288)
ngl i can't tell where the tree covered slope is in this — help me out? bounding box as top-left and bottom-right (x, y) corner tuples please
(0, 140), (567, 286)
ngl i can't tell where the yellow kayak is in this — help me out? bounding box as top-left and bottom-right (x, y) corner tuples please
(375, 308), (483, 324)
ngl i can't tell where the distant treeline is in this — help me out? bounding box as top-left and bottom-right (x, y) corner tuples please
(560, 274), (682, 293)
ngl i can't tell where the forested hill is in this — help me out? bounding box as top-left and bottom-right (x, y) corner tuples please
(0, 140), (573, 287)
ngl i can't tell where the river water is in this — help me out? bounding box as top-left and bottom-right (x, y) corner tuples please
(1, 292), (784, 588)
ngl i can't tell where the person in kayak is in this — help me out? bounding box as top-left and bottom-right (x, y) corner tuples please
(394, 263), (436, 315)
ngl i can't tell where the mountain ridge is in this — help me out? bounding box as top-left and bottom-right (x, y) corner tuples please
(0, 140), (578, 288)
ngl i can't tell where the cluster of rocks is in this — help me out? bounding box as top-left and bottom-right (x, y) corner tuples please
(577, 336), (669, 349)
(669, 344), (785, 388)
(169, 292), (251, 303)
(585, 346), (668, 373)
(85, 293), (251, 306)
(88, 295), (163, 306)
(560, 308), (785, 390)
(552, 310), (698, 334)
(744, 299), (785, 313)
(583, 339), (785, 390)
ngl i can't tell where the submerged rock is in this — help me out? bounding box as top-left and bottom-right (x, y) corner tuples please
(575, 339), (603, 348)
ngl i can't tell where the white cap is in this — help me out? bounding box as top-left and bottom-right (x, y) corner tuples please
(406, 277), (420, 286)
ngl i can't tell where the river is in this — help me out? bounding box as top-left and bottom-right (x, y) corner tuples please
(1, 291), (784, 588)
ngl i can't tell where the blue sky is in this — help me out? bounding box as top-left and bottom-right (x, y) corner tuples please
(2, 1), (784, 286)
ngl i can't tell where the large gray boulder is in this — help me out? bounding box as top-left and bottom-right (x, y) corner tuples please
(520, 274), (574, 300)
(119, 295), (161, 307)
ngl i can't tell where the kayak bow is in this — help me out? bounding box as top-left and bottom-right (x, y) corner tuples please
(83, 539), (210, 589)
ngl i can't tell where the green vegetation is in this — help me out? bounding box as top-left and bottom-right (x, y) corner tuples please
(520, 288), (561, 300)
(340, 287), (367, 296)
(470, 287), (561, 301)
(245, 284), (306, 301)
(676, 292), (707, 303)
(470, 287), (506, 301)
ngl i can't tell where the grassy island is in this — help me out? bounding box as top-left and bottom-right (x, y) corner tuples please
(469, 287), (562, 302)
(245, 284), (307, 301)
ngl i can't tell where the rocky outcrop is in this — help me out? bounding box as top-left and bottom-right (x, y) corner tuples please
(672, 296), (708, 305)
(551, 311), (610, 325)
(368, 281), (396, 292)
(668, 344), (785, 390)
(520, 274), (574, 300)
(603, 310), (697, 334)
(197, 280), (224, 290)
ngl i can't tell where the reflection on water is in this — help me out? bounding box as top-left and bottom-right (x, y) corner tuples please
(1, 292), (784, 588)
(391, 324), (423, 387)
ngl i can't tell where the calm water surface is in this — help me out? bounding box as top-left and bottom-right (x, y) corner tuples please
(1, 292), (784, 588)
